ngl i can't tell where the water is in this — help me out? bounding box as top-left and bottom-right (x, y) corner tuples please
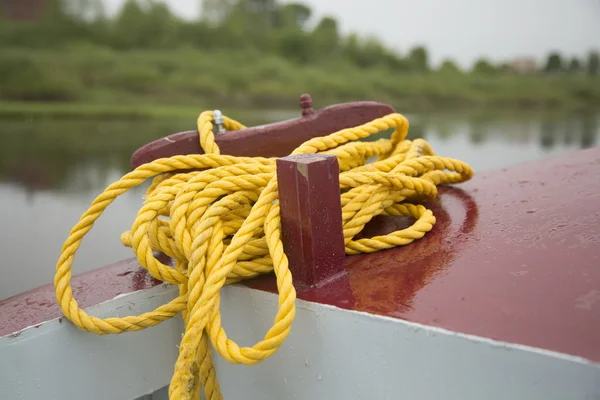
(0, 110), (598, 300)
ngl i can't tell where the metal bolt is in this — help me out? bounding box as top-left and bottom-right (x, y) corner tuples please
(213, 110), (226, 134)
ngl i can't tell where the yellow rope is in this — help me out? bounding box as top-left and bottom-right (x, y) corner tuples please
(54, 110), (473, 399)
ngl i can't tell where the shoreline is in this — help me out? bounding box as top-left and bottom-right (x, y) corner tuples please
(1, 100), (598, 121)
(2, 48), (599, 120)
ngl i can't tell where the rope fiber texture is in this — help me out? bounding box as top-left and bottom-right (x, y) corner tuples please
(54, 110), (474, 399)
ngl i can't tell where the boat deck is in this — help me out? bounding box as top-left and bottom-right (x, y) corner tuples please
(1, 146), (599, 364)
(247, 146), (600, 362)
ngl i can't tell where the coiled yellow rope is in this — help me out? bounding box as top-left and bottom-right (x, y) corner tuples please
(54, 110), (473, 399)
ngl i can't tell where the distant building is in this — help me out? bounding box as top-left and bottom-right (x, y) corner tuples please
(508, 57), (539, 75)
(1, 0), (48, 21)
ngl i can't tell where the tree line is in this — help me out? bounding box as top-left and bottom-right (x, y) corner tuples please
(1, 0), (597, 76)
(0, 0), (430, 71)
(544, 52), (598, 75)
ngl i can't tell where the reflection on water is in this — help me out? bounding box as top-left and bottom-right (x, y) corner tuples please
(0, 110), (598, 299)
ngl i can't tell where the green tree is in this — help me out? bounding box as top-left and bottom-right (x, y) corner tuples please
(111, 0), (149, 48)
(568, 57), (582, 74)
(110, 0), (179, 49)
(311, 16), (339, 58)
(439, 59), (461, 74)
(221, 0), (278, 51)
(472, 58), (497, 74)
(177, 20), (216, 49)
(344, 34), (390, 68)
(544, 52), (563, 73)
(145, 1), (179, 48)
(407, 46), (428, 71)
(275, 3), (311, 30)
(382, 53), (410, 71)
(497, 62), (512, 74)
(343, 33), (366, 67)
(272, 3), (313, 61)
(587, 51), (599, 76)
(277, 30), (312, 63)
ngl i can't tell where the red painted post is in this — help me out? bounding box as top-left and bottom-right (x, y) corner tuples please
(276, 154), (346, 287)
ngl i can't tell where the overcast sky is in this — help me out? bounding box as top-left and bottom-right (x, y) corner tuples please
(102, 0), (600, 68)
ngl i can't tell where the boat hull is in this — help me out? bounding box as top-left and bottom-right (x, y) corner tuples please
(2, 281), (599, 400)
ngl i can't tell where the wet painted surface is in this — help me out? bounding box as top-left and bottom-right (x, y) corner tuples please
(2, 147), (599, 364)
(0, 258), (162, 337)
(245, 146), (600, 362)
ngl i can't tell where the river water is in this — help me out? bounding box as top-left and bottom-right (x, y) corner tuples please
(0, 110), (598, 300)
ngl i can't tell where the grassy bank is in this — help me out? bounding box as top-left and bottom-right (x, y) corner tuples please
(0, 101), (207, 119)
(2, 47), (600, 115)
